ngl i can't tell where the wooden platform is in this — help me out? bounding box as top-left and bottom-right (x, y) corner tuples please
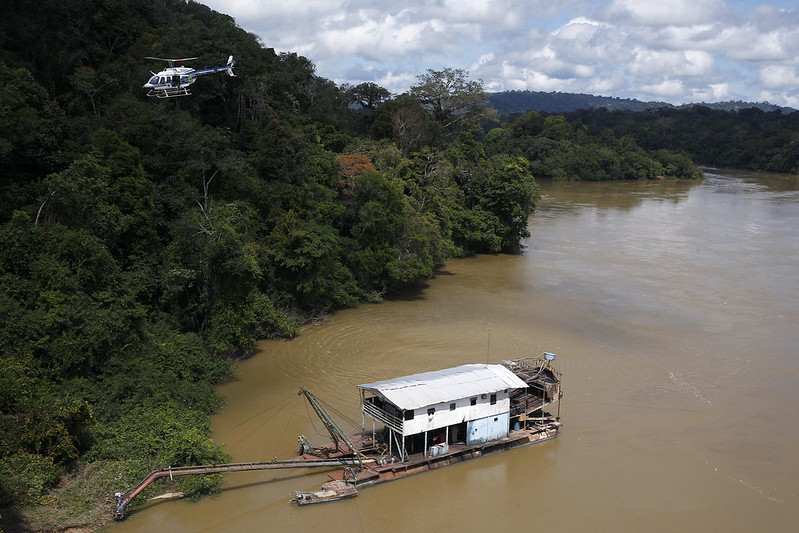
(294, 423), (560, 505)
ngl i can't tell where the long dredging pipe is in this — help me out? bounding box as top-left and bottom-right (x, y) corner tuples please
(113, 457), (362, 519)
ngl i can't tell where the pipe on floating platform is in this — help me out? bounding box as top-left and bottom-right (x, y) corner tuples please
(113, 457), (362, 519)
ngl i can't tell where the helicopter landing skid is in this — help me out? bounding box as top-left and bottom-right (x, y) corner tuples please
(147, 87), (192, 98)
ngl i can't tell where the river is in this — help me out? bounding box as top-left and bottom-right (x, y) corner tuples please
(113, 169), (799, 532)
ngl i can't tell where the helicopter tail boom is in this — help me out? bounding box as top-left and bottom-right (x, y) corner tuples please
(192, 56), (235, 78)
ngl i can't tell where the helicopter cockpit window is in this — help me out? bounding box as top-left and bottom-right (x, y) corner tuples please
(148, 76), (159, 85)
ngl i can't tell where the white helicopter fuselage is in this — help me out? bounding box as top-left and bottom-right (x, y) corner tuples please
(143, 67), (197, 91)
(143, 56), (234, 98)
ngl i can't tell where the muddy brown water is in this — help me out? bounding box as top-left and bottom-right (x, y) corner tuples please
(113, 169), (799, 532)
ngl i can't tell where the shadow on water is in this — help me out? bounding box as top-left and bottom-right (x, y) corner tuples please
(383, 263), (493, 303)
(540, 178), (700, 210)
(125, 468), (336, 518)
(382, 280), (431, 302)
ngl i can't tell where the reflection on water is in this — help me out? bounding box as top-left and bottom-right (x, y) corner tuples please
(113, 171), (799, 532)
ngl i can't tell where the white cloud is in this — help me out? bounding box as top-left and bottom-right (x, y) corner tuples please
(647, 24), (725, 52)
(757, 89), (799, 108)
(640, 79), (686, 98)
(603, 0), (731, 26)
(630, 49), (714, 77)
(440, 0), (527, 31)
(525, 70), (571, 92)
(759, 66), (799, 89)
(552, 17), (613, 39)
(373, 71), (419, 94)
(710, 83), (730, 100)
(317, 13), (442, 60)
(727, 27), (798, 61)
(198, 0), (799, 106)
(470, 52), (496, 76)
(690, 83), (730, 102)
(587, 73), (625, 95)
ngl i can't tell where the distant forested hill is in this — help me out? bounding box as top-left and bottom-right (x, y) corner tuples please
(488, 90), (796, 115)
(565, 105), (799, 173)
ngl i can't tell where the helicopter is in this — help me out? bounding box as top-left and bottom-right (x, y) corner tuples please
(143, 55), (235, 98)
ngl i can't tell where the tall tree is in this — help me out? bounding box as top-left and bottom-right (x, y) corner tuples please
(409, 68), (488, 133)
(342, 82), (391, 110)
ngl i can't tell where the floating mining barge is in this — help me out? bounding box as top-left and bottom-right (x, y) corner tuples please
(114, 355), (561, 517)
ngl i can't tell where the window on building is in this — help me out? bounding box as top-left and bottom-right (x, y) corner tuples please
(404, 410), (414, 421)
(470, 397), (477, 406)
(490, 393), (497, 405)
(450, 403), (456, 411)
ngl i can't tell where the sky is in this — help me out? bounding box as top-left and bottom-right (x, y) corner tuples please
(198, 0), (799, 107)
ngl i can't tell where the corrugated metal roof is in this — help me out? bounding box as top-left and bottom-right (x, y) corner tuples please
(357, 364), (528, 410)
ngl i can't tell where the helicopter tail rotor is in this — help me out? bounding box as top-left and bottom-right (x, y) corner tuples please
(225, 55), (235, 77)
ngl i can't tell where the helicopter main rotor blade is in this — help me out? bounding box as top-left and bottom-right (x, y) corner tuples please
(143, 57), (199, 62)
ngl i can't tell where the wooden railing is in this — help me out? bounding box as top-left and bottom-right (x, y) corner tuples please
(362, 400), (403, 433)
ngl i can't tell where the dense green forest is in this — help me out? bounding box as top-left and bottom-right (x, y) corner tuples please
(3, 1), (785, 530)
(566, 106), (799, 174)
(483, 112), (702, 181)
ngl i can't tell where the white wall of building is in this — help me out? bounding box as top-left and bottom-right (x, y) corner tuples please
(401, 390), (511, 436)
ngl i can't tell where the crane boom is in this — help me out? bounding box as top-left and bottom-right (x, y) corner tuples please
(298, 387), (363, 467)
